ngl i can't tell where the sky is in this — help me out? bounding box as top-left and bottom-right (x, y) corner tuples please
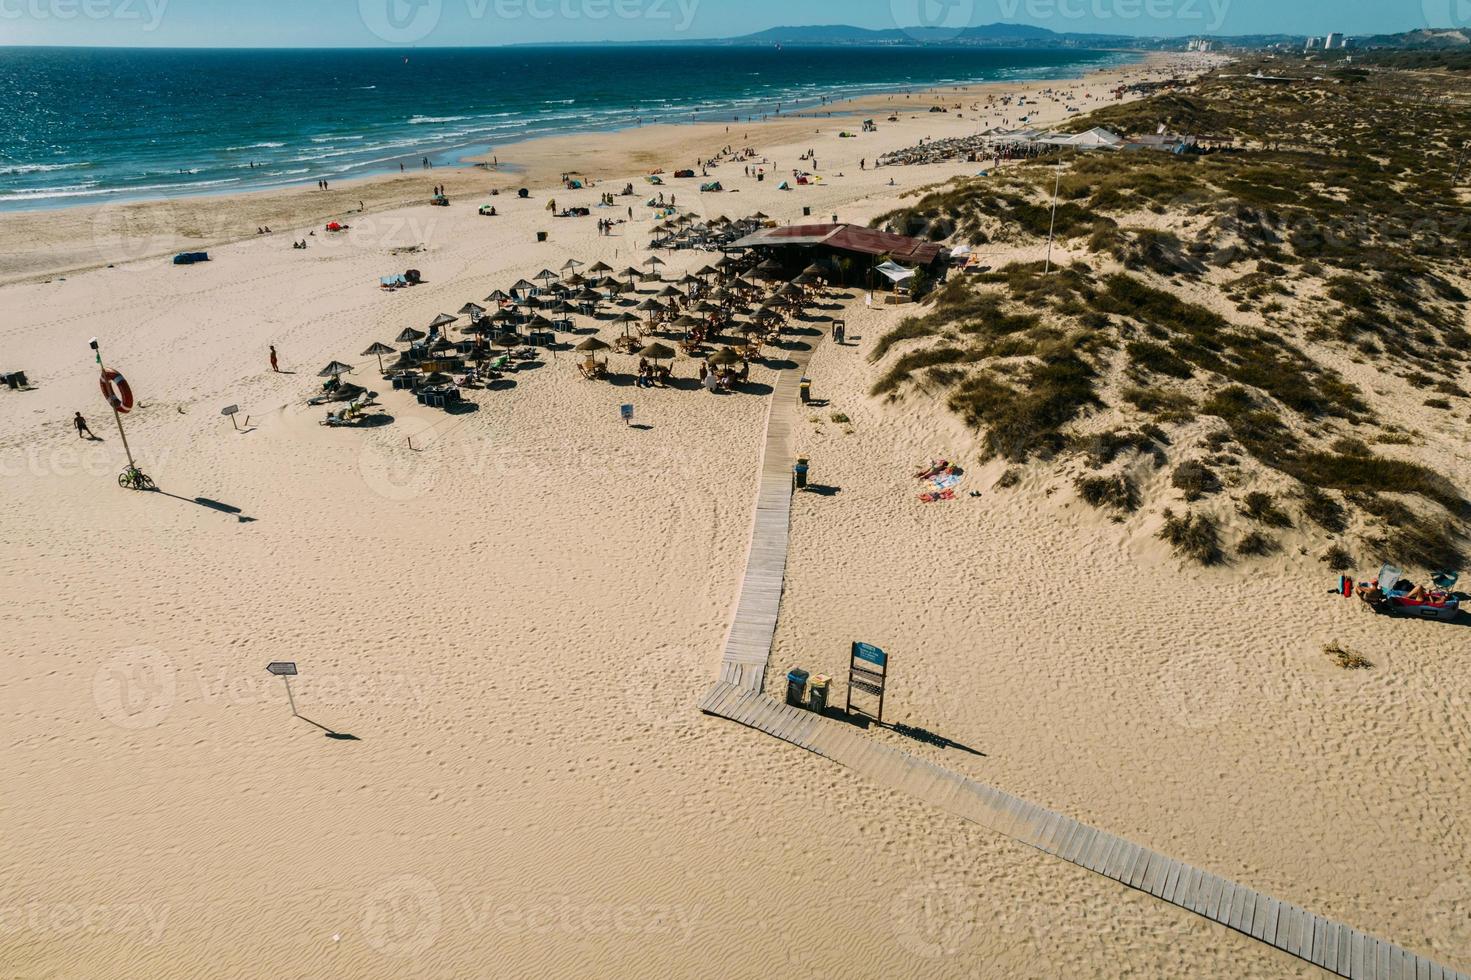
(0, 0), (1461, 47)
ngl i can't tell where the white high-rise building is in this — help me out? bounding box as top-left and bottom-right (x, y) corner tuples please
(1325, 32), (1343, 49)
(1305, 37), (1321, 51)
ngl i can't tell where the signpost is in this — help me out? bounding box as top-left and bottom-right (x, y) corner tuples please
(266, 662), (299, 715)
(222, 404), (241, 430)
(620, 404), (634, 426)
(846, 642), (888, 724)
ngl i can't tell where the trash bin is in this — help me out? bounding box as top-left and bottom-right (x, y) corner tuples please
(536, 231), (548, 242)
(793, 457), (809, 491)
(799, 377), (811, 403)
(808, 675), (830, 714)
(757, 172), (765, 182)
(785, 668), (810, 707)
(802, 206), (811, 217)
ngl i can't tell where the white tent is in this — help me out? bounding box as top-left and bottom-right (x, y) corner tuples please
(1063, 127), (1124, 149)
(874, 261), (916, 284)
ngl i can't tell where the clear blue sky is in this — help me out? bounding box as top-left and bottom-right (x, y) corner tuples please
(0, 0), (1456, 47)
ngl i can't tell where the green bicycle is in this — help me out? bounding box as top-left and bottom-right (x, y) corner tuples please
(117, 465), (156, 491)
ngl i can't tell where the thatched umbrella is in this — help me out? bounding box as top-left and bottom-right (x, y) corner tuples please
(620, 267), (641, 280)
(362, 342), (395, 372)
(707, 346), (742, 367)
(565, 272), (587, 286)
(510, 278), (537, 295)
(318, 360), (354, 379)
(491, 333), (520, 349)
(588, 261), (613, 274)
(430, 338), (457, 355)
(535, 268), (559, 284)
(751, 211), (770, 220)
(636, 299), (666, 315)
(528, 314), (557, 332)
(484, 289), (510, 305)
(396, 327), (427, 344)
(696, 264), (719, 277)
(658, 285), (683, 298)
(639, 342), (677, 362)
(561, 258), (583, 275)
(644, 256), (665, 269)
(387, 355), (418, 372)
(458, 302), (486, 318)
(576, 336), (611, 353)
(421, 372), (453, 386)
(614, 312), (641, 337)
(429, 313), (458, 331)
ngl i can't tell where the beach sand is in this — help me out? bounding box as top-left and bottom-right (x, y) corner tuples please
(4, 49), (1466, 978)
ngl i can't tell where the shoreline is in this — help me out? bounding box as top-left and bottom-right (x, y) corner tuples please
(0, 50), (1178, 286)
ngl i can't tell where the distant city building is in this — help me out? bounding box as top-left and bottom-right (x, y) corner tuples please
(1305, 37), (1321, 51)
(1325, 32), (1343, 50)
(1187, 38), (1215, 52)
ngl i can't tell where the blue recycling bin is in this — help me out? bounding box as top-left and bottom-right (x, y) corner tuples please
(785, 669), (809, 708)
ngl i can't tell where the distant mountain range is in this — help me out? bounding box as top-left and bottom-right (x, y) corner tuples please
(595, 23), (1471, 52)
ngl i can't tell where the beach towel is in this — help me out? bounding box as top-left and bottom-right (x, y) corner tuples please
(919, 490), (956, 503)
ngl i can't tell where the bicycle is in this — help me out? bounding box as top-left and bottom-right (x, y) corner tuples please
(118, 465), (156, 491)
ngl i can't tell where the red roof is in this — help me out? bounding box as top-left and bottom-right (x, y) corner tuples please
(734, 223), (944, 264)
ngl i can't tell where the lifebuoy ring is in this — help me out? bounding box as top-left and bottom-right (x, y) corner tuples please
(100, 369), (134, 414)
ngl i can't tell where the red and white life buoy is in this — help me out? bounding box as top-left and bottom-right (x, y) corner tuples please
(99, 369), (134, 414)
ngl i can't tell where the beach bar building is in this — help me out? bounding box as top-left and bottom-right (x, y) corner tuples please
(730, 223), (947, 286)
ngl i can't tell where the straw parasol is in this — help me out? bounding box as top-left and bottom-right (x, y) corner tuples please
(535, 269), (559, 283)
(484, 289), (509, 305)
(588, 261), (613, 274)
(576, 336), (611, 352)
(707, 346), (742, 367)
(620, 267), (641, 280)
(429, 313), (458, 331)
(387, 355), (417, 372)
(644, 256), (665, 268)
(657, 285), (683, 298)
(561, 258), (583, 274)
(493, 332), (522, 349)
(318, 360), (354, 379)
(636, 298), (666, 313)
(510, 278), (537, 294)
(565, 272), (587, 286)
(361, 342), (395, 372)
(396, 327), (427, 344)
(421, 372), (453, 387)
(639, 342), (677, 361)
(614, 312), (641, 337)
(458, 302), (486, 318)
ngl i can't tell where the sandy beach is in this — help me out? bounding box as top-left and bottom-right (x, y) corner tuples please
(3, 48), (1468, 979)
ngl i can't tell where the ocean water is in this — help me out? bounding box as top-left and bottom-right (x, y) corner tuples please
(0, 45), (1134, 210)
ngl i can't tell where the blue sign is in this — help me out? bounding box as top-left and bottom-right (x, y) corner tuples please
(620, 404), (634, 424)
(852, 642), (886, 668)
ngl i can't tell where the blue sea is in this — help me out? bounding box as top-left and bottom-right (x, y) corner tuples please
(0, 45), (1134, 210)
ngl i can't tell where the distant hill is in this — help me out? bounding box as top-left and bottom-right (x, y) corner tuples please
(734, 23), (1072, 45)
(1353, 28), (1471, 49)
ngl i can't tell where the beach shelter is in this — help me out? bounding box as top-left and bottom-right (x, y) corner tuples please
(362, 342), (396, 373)
(387, 355), (418, 373)
(575, 336), (611, 353)
(620, 266), (642, 280)
(874, 260), (917, 286)
(565, 273), (587, 286)
(458, 302), (486, 318)
(493, 333), (521, 349)
(614, 312), (641, 337)
(510, 278), (537, 295)
(636, 299), (666, 313)
(639, 342), (677, 362)
(657, 285), (683, 298)
(535, 269), (559, 284)
(561, 258), (583, 275)
(429, 313), (458, 330)
(644, 256), (665, 269)
(318, 361), (354, 380)
(396, 327), (427, 344)
(707, 346), (742, 367)
(588, 261), (613, 274)
(421, 372), (454, 386)
(484, 289), (510, 305)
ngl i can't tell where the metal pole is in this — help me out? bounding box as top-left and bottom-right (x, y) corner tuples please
(93, 344), (137, 471)
(282, 676), (298, 716)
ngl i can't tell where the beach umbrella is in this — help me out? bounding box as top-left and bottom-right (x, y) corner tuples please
(561, 258), (584, 274)
(458, 302), (486, 318)
(694, 300), (722, 314)
(511, 278), (537, 294)
(696, 264), (719, 277)
(620, 267), (641, 280)
(644, 256), (665, 268)
(657, 285), (683, 298)
(318, 360), (354, 379)
(679, 273), (701, 285)
(429, 313), (458, 330)
(614, 312), (641, 337)
(396, 327), (427, 344)
(565, 272), (587, 286)
(639, 342), (677, 361)
(494, 333), (521, 349)
(362, 342), (396, 372)
(430, 338), (457, 354)
(636, 299), (666, 313)
(588, 261), (613, 274)
(576, 336), (611, 352)
(528, 314), (556, 331)
(751, 211), (770, 220)
(421, 372), (453, 386)
(802, 262), (829, 278)
(552, 301), (579, 315)
(707, 347), (742, 367)
(535, 269), (559, 283)
(484, 289), (510, 305)
(387, 355), (418, 372)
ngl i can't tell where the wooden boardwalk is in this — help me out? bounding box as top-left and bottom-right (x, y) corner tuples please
(717, 332), (819, 691)
(699, 683), (1469, 980)
(700, 324), (1469, 979)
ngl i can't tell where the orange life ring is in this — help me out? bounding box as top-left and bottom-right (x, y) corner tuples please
(100, 369), (134, 414)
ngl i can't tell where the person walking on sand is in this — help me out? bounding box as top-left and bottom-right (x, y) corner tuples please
(269, 345), (280, 373)
(73, 412), (93, 440)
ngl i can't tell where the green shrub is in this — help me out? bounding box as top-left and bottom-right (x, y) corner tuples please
(1241, 491), (1293, 528)
(1158, 509), (1225, 565)
(1076, 474), (1140, 513)
(1238, 531), (1280, 556)
(1172, 461), (1221, 501)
